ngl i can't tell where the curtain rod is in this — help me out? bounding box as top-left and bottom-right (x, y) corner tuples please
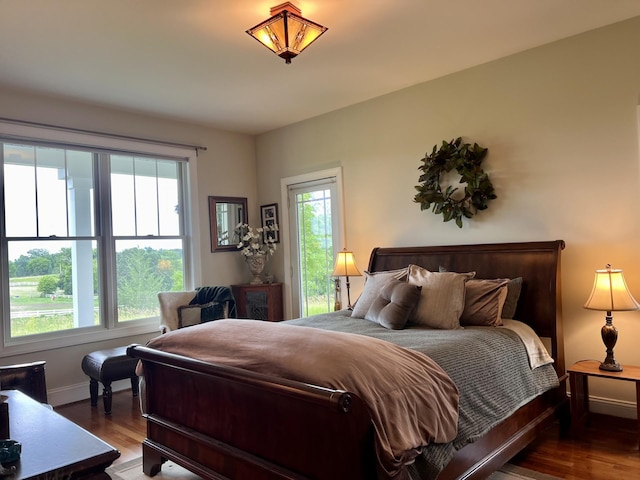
(0, 117), (208, 154)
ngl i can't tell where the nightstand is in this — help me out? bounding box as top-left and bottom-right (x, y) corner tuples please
(568, 360), (640, 433)
(231, 283), (283, 322)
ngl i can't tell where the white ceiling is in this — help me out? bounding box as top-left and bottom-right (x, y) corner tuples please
(1, 1), (640, 135)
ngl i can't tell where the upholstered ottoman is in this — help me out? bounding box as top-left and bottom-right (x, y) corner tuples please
(81, 346), (139, 415)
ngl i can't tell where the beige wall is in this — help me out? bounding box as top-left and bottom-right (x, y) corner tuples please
(255, 17), (640, 416)
(0, 88), (257, 403)
(2, 16), (640, 414)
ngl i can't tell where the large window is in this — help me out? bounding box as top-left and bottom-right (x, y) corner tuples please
(0, 124), (196, 350)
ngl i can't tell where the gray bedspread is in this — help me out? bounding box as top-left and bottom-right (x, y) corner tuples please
(286, 311), (559, 479)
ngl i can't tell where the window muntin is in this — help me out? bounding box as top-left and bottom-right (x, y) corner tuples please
(1, 138), (190, 346)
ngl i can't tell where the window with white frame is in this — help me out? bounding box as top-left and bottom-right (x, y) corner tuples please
(0, 125), (195, 348)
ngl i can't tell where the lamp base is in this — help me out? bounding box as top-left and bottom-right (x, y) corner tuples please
(333, 278), (342, 311)
(599, 359), (623, 372)
(600, 315), (623, 372)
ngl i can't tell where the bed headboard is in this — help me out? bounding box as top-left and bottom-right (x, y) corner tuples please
(367, 240), (565, 377)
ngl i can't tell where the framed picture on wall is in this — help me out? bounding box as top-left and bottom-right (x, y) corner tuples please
(260, 203), (280, 244)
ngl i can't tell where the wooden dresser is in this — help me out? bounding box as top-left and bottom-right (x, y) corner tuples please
(231, 283), (283, 322)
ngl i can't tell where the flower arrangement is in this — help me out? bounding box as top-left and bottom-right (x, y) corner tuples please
(235, 222), (278, 257)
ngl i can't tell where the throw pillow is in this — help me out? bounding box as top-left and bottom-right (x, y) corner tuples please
(350, 268), (409, 318)
(365, 280), (422, 330)
(178, 302), (223, 328)
(460, 279), (509, 326)
(158, 290), (197, 332)
(407, 265), (475, 329)
(439, 267), (523, 320)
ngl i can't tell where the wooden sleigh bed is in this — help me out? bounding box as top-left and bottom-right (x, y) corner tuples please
(128, 240), (568, 480)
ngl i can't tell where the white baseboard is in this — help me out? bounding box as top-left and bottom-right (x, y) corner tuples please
(588, 395), (637, 419)
(567, 392), (637, 419)
(48, 378), (134, 408)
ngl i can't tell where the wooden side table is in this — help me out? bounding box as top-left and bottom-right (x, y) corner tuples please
(568, 360), (640, 433)
(232, 283), (283, 322)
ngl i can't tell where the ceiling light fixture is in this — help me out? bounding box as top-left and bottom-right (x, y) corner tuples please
(246, 2), (328, 64)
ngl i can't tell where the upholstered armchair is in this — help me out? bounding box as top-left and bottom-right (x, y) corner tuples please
(157, 286), (237, 334)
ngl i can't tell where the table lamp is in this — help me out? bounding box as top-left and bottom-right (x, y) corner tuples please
(332, 249), (361, 310)
(584, 264), (640, 372)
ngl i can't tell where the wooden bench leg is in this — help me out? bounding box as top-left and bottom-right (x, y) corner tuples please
(89, 378), (99, 407)
(102, 381), (113, 415)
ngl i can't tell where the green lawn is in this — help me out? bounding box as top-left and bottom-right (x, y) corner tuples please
(305, 296), (333, 316)
(11, 314), (77, 337)
(8, 275), (156, 337)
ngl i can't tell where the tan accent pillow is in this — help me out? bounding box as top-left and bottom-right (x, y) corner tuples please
(460, 279), (509, 326)
(177, 302), (223, 328)
(408, 265), (475, 329)
(351, 268), (409, 318)
(365, 280), (422, 330)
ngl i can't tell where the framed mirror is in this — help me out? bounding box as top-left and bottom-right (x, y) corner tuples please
(209, 196), (248, 252)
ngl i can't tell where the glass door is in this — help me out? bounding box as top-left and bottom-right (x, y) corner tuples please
(288, 177), (339, 318)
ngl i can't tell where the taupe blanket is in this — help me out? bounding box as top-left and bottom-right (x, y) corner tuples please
(145, 319), (459, 478)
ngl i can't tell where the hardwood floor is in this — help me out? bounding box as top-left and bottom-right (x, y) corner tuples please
(511, 414), (640, 480)
(55, 390), (146, 466)
(55, 391), (640, 478)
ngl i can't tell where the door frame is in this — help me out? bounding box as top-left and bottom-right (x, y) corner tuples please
(280, 167), (345, 320)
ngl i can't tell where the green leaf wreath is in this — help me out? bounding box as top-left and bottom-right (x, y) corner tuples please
(414, 137), (497, 228)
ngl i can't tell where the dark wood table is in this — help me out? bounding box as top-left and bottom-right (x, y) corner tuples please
(1, 390), (120, 479)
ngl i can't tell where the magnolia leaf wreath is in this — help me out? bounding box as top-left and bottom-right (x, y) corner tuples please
(414, 137), (497, 228)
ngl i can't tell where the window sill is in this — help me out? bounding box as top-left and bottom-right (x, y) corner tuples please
(0, 319), (160, 357)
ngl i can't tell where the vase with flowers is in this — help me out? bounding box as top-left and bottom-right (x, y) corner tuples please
(235, 222), (278, 284)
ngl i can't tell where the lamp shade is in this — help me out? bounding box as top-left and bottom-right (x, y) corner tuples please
(332, 249), (361, 278)
(584, 264), (640, 312)
(246, 2), (328, 64)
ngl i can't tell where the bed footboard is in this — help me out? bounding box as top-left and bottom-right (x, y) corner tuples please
(128, 344), (377, 480)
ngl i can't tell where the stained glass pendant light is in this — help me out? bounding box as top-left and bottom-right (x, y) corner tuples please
(246, 2), (328, 64)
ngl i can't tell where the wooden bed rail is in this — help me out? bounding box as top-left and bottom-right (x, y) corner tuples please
(128, 345), (378, 480)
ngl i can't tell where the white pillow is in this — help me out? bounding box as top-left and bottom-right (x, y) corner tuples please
(407, 265), (475, 329)
(350, 268), (409, 318)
